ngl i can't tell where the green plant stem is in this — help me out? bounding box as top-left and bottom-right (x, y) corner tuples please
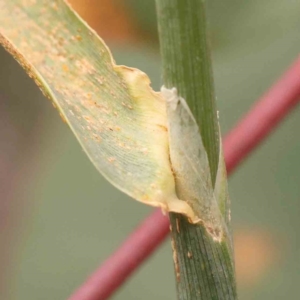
(156, 0), (219, 182)
(156, 1), (237, 299)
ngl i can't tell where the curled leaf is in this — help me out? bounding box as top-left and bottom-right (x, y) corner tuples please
(0, 0), (195, 216)
(0, 0), (231, 241)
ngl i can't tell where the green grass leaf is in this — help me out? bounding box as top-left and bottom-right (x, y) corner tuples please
(0, 1), (231, 240)
(0, 0), (182, 212)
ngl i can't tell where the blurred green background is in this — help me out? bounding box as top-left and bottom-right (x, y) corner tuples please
(0, 0), (299, 299)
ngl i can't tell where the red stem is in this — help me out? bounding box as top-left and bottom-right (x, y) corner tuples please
(68, 56), (300, 300)
(224, 56), (300, 173)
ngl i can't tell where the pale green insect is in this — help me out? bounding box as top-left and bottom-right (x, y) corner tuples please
(162, 87), (228, 241)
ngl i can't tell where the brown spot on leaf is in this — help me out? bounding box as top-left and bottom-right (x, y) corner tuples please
(62, 64), (69, 72)
(157, 124), (168, 132)
(59, 112), (67, 124)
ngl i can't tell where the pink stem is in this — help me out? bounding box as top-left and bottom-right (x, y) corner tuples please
(68, 56), (300, 300)
(70, 210), (169, 300)
(224, 56), (300, 173)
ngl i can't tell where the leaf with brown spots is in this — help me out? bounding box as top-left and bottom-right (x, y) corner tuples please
(0, 0), (197, 218)
(0, 1), (232, 239)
